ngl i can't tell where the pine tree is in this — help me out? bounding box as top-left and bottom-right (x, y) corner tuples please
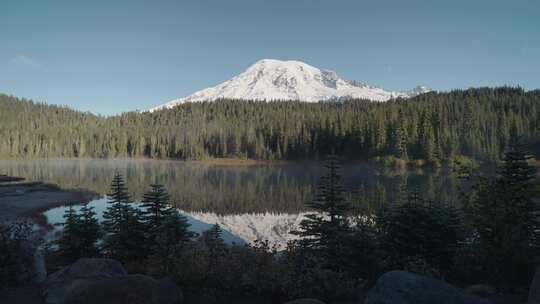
(201, 223), (226, 258)
(78, 205), (101, 258)
(141, 184), (173, 231)
(102, 172), (131, 257)
(102, 173), (148, 263)
(293, 154), (352, 269)
(395, 123), (408, 160)
(102, 172), (131, 236)
(56, 206), (82, 262)
(115, 206), (150, 264)
(392, 110), (408, 159)
(200, 223), (227, 280)
(346, 216), (380, 283)
(153, 211), (194, 274)
(56, 205), (101, 263)
(466, 142), (540, 287)
(418, 111), (436, 163)
(378, 195), (465, 276)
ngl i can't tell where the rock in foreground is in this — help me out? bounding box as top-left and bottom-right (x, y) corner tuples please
(365, 271), (490, 304)
(64, 274), (183, 304)
(284, 299), (326, 304)
(44, 258), (127, 304)
(44, 258), (183, 304)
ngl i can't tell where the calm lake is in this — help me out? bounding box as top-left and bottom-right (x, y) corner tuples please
(0, 159), (467, 248)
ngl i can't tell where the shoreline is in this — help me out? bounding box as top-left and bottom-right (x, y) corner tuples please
(0, 155), (500, 167)
(196, 158), (288, 166)
(0, 177), (98, 222)
(0, 157), (289, 166)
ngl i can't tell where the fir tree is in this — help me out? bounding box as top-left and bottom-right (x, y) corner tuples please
(466, 142), (540, 287)
(78, 205), (101, 258)
(56, 205), (101, 263)
(200, 223), (227, 282)
(141, 184), (173, 231)
(293, 154), (352, 269)
(201, 223), (226, 259)
(56, 206), (82, 262)
(114, 206), (149, 264)
(153, 211), (194, 274)
(102, 173), (148, 263)
(391, 110), (408, 159)
(418, 110), (436, 163)
(102, 172), (131, 236)
(378, 196), (465, 276)
(345, 217), (380, 283)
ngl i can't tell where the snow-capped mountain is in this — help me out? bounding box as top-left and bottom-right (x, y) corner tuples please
(149, 59), (430, 112)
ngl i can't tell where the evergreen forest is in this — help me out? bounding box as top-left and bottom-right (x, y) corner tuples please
(1, 87), (539, 164)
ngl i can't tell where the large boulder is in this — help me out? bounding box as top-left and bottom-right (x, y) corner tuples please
(530, 268), (540, 304)
(365, 271), (490, 304)
(158, 278), (184, 304)
(44, 258), (127, 304)
(64, 274), (183, 304)
(284, 299), (326, 304)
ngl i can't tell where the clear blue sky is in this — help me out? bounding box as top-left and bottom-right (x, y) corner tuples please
(1, 0), (539, 115)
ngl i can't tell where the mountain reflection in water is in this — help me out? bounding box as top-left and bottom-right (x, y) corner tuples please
(0, 159), (464, 215)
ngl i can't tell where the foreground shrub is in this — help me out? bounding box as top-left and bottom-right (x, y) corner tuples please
(0, 221), (35, 289)
(464, 144), (540, 289)
(377, 199), (466, 277)
(281, 243), (357, 301)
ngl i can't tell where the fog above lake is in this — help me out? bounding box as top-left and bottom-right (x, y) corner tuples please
(0, 159), (464, 215)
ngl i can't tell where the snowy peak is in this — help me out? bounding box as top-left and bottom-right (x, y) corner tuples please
(149, 59), (430, 112)
(407, 85), (432, 96)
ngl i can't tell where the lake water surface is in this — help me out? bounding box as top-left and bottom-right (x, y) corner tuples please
(0, 159), (466, 248)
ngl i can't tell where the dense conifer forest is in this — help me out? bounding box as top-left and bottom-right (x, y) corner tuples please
(1, 87), (539, 163)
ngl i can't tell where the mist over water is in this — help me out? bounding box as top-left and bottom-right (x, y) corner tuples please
(0, 159), (464, 214)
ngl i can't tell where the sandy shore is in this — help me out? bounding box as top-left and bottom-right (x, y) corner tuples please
(0, 178), (98, 222)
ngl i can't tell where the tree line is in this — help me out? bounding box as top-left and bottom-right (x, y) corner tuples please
(1, 87), (540, 164)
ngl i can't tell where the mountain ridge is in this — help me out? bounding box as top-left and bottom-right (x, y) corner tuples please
(149, 59), (430, 112)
